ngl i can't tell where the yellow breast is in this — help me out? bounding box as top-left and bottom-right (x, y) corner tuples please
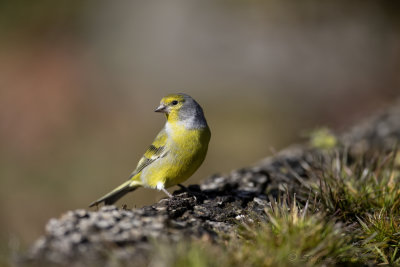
(144, 122), (211, 188)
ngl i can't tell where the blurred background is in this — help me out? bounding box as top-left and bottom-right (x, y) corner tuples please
(0, 0), (399, 251)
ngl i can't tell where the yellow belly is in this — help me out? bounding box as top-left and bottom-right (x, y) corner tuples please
(140, 124), (211, 188)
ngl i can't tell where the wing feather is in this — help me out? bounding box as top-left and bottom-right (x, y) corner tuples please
(129, 128), (168, 178)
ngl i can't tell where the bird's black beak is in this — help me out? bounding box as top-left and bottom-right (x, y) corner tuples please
(154, 104), (167, 113)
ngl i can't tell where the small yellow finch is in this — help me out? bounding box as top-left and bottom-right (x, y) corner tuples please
(89, 93), (211, 207)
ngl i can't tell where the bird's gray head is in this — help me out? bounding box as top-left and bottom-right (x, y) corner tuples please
(154, 93), (208, 129)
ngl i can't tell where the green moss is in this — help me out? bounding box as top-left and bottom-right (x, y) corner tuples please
(309, 149), (400, 264)
(358, 211), (400, 264)
(310, 150), (400, 220)
(154, 241), (221, 267)
(308, 128), (338, 150)
(150, 149), (400, 267)
(153, 198), (359, 267)
(228, 199), (358, 266)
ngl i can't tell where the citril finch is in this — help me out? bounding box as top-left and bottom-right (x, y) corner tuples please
(89, 93), (211, 207)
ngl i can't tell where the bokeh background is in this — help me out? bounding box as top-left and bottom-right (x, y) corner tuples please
(1, 0), (400, 252)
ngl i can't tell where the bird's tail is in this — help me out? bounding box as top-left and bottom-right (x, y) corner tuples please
(89, 179), (141, 207)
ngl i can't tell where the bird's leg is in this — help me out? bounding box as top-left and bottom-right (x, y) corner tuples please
(157, 182), (173, 198)
(161, 188), (174, 198)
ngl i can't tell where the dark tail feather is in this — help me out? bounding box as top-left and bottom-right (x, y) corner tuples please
(89, 180), (138, 207)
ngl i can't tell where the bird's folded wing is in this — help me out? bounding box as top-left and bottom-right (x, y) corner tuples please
(129, 128), (169, 178)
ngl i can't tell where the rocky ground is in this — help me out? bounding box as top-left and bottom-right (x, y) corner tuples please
(21, 101), (400, 266)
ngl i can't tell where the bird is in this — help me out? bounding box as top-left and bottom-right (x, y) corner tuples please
(89, 93), (211, 207)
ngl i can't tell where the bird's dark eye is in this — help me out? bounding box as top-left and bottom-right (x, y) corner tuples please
(171, 100), (178, 105)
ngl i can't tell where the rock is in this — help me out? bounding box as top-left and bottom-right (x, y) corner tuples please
(21, 100), (400, 266)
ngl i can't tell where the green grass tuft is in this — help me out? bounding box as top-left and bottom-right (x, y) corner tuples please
(229, 199), (358, 266)
(152, 198), (359, 267)
(151, 149), (400, 267)
(310, 150), (400, 220)
(357, 210), (400, 264)
(307, 148), (400, 265)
